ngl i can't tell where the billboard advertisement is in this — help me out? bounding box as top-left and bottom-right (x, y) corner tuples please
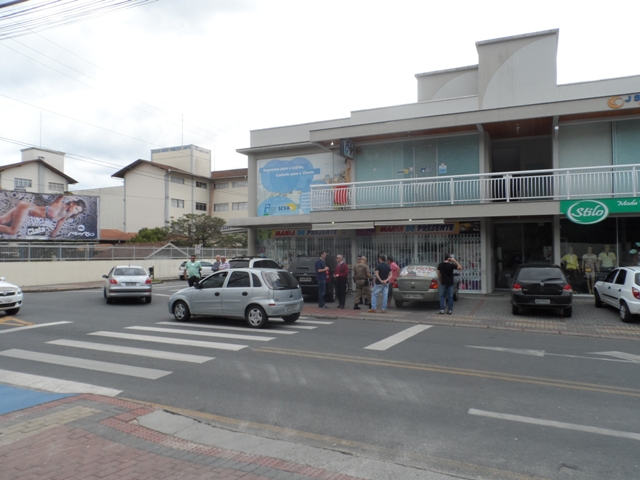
(0, 191), (99, 241)
(256, 153), (351, 216)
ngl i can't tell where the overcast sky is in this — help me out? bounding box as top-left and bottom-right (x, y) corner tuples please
(0, 0), (637, 190)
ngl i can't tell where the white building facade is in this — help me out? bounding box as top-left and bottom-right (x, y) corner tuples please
(231, 29), (640, 294)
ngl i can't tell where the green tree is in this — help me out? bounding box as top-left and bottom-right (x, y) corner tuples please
(218, 232), (247, 248)
(128, 227), (168, 243)
(166, 214), (225, 247)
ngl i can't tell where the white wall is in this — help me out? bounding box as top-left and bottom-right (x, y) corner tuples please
(4, 258), (183, 287)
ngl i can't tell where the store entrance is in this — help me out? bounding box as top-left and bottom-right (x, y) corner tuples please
(494, 222), (553, 289)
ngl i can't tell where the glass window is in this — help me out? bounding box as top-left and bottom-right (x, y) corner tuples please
(229, 259), (249, 268)
(214, 182), (229, 189)
(255, 260), (280, 269)
(114, 268), (147, 276)
(262, 271), (298, 290)
(232, 202), (248, 210)
(252, 273), (262, 287)
(615, 269), (627, 285)
(232, 181), (247, 188)
(201, 272), (227, 288)
(604, 269), (618, 283)
(196, 181), (208, 189)
(195, 202), (207, 211)
(170, 176), (184, 184)
(515, 266), (565, 282)
(48, 182), (64, 192)
(171, 198), (184, 208)
(214, 203), (229, 211)
(14, 178), (32, 189)
(227, 271), (250, 288)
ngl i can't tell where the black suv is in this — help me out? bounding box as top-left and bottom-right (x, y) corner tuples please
(228, 256), (282, 269)
(287, 254), (336, 302)
(511, 263), (573, 317)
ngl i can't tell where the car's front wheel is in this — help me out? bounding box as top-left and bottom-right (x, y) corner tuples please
(620, 301), (632, 323)
(246, 305), (268, 328)
(594, 290), (603, 308)
(282, 313), (300, 323)
(173, 301), (190, 322)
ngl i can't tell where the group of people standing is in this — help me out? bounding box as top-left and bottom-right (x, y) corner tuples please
(184, 254), (230, 287)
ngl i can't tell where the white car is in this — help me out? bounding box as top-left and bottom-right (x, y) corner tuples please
(178, 261), (215, 280)
(0, 277), (23, 315)
(594, 266), (640, 323)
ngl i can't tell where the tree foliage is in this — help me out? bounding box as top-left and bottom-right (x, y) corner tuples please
(166, 214), (226, 247)
(128, 227), (168, 244)
(217, 232), (247, 248)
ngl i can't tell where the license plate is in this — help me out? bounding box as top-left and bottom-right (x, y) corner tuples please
(0, 298), (12, 304)
(535, 299), (551, 304)
(286, 304), (298, 312)
(405, 294), (421, 299)
(124, 283), (138, 286)
(299, 277), (312, 282)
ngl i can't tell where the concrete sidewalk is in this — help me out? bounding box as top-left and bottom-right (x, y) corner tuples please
(0, 387), (448, 480)
(21, 281), (640, 341)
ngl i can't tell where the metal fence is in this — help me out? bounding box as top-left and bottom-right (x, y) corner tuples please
(0, 243), (248, 262)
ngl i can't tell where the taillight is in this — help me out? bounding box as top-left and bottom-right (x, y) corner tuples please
(145, 278), (152, 284)
(633, 287), (640, 299)
(109, 279), (118, 285)
(392, 281), (398, 288)
(563, 284), (572, 292)
(512, 283), (522, 292)
(429, 279), (438, 290)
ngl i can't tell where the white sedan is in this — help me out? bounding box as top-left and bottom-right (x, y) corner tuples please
(594, 266), (640, 323)
(0, 277), (23, 315)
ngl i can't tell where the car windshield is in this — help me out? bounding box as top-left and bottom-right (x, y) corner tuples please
(114, 268), (147, 276)
(516, 267), (564, 282)
(262, 271), (298, 290)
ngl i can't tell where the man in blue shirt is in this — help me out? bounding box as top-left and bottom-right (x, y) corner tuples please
(369, 255), (391, 313)
(315, 251), (330, 308)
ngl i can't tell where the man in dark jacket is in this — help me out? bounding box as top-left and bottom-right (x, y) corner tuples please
(334, 254), (349, 309)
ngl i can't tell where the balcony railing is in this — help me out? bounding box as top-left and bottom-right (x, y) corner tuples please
(310, 164), (640, 211)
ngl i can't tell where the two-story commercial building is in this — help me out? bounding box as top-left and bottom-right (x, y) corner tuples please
(231, 29), (640, 294)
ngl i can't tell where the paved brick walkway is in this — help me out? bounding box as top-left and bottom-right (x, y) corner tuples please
(0, 394), (367, 480)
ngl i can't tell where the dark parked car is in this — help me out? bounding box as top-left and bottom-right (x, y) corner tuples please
(287, 254), (337, 302)
(511, 263), (573, 317)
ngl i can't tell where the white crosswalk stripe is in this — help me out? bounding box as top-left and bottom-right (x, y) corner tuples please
(364, 325), (433, 351)
(296, 319), (334, 325)
(155, 322), (298, 335)
(88, 331), (247, 351)
(0, 349), (171, 379)
(47, 339), (214, 363)
(126, 326), (275, 342)
(0, 369), (122, 396)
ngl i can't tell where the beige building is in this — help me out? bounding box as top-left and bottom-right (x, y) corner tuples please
(0, 147), (77, 193)
(211, 168), (248, 230)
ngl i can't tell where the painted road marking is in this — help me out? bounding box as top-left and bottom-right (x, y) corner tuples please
(0, 369), (121, 396)
(297, 319), (334, 324)
(153, 293), (171, 297)
(275, 324), (317, 330)
(0, 317), (32, 326)
(364, 325), (433, 351)
(0, 321), (72, 335)
(467, 346), (634, 363)
(156, 321), (297, 335)
(47, 339), (213, 363)
(89, 331), (247, 351)
(469, 408), (640, 442)
(127, 326), (275, 342)
(0, 349), (170, 379)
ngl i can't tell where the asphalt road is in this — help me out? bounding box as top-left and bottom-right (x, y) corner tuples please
(1, 280), (639, 480)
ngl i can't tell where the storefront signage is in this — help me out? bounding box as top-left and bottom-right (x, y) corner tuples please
(339, 139), (355, 159)
(607, 94), (640, 109)
(561, 197), (640, 224)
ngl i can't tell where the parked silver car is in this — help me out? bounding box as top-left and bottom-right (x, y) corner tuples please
(392, 264), (458, 308)
(594, 266), (640, 323)
(168, 268), (303, 328)
(0, 277), (23, 315)
(103, 266), (153, 304)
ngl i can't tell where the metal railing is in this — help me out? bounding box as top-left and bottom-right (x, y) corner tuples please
(0, 243), (248, 262)
(311, 164), (640, 211)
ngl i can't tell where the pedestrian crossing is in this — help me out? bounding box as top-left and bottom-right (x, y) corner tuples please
(0, 316), (334, 395)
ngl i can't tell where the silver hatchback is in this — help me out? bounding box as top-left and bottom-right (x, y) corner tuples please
(168, 268), (304, 328)
(103, 266), (153, 304)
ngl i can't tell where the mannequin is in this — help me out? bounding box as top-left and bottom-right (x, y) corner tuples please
(582, 247), (597, 295)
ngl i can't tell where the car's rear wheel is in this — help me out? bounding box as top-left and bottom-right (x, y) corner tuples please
(594, 290), (603, 308)
(5, 308), (19, 315)
(282, 313), (300, 323)
(173, 301), (190, 322)
(395, 300), (404, 308)
(144, 296), (152, 304)
(620, 301), (632, 323)
(563, 306), (572, 318)
(246, 305), (268, 328)
(511, 304), (520, 315)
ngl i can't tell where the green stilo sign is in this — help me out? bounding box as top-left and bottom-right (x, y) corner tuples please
(560, 197), (640, 225)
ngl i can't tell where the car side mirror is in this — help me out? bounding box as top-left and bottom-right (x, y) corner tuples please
(194, 282), (202, 289)
(102, 275), (108, 279)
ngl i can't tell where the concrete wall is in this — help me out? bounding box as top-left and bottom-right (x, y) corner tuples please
(4, 258), (183, 287)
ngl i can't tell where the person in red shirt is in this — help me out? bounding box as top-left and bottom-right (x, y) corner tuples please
(387, 256), (400, 306)
(334, 254), (349, 309)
